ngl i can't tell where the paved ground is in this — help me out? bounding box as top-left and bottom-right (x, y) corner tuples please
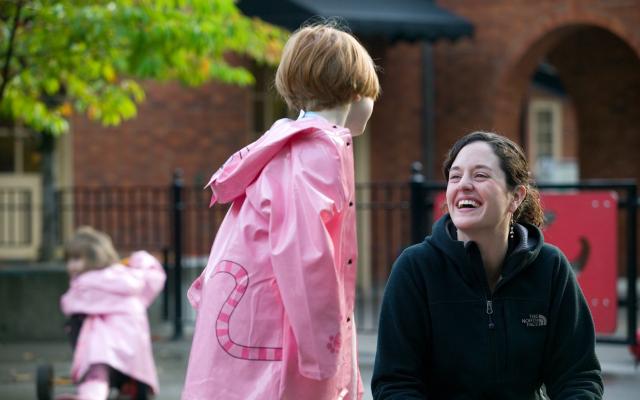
(1, 324), (637, 399)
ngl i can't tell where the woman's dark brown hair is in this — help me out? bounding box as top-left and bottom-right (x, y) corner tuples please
(442, 131), (544, 227)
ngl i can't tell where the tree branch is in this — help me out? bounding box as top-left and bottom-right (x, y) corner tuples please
(0, 0), (24, 103)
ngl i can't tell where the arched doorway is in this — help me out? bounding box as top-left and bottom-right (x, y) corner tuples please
(494, 23), (640, 183)
(494, 23), (640, 278)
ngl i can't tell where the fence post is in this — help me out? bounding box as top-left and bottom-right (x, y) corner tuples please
(627, 183), (637, 346)
(171, 169), (184, 339)
(162, 246), (170, 321)
(410, 162), (427, 244)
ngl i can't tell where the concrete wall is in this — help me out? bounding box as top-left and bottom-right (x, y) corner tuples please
(0, 265), (68, 341)
(0, 264), (168, 341)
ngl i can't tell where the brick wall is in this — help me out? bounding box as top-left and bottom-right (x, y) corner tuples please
(70, 1), (640, 187)
(69, 1), (640, 187)
(548, 29), (640, 180)
(434, 0), (640, 180)
(71, 81), (252, 187)
(368, 42), (423, 182)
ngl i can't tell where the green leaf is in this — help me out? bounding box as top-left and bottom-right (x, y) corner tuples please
(43, 78), (60, 95)
(0, 0), (288, 134)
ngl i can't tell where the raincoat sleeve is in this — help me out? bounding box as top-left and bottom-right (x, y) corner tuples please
(127, 251), (167, 307)
(61, 252), (165, 316)
(259, 132), (347, 380)
(543, 250), (603, 398)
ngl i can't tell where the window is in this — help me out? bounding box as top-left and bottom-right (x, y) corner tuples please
(529, 100), (562, 181)
(251, 65), (290, 138)
(0, 134), (14, 171)
(0, 126), (42, 173)
(0, 126), (43, 260)
(529, 100), (562, 162)
(535, 108), (554, 158)
(528, 99), (578, 182)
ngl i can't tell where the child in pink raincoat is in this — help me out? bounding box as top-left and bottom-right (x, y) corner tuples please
(182, 22), (380, 400)
(57, 227), (166, 400)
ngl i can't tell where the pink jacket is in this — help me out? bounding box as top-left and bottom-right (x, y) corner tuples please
(60, 251), (166, 394)
(182, 116), (361, 400)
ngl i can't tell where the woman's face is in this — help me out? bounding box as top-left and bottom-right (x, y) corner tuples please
(446, 141), (521, 238)
(344, 96), (374, 136)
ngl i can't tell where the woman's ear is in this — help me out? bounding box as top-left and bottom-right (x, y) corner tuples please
(510, 185), (527, 213)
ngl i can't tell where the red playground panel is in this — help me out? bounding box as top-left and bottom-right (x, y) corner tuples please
(541, 192), (618, 334)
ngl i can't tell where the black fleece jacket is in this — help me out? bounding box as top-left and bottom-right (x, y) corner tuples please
(372, 215), (603, 399)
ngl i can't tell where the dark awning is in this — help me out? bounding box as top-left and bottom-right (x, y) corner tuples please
(238, 0), (474, 42)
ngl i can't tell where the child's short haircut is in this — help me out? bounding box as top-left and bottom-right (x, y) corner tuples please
(65, 226), (119, 271)
(275, 22), (380, 112)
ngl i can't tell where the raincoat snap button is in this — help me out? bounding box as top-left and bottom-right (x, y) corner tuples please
(346, 142), (351, 146)
(349, 201), (353, 207)
(347, 317), (351, 322)
(348, 259), (352, 264)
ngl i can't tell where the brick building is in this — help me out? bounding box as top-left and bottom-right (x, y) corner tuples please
(2, 1), (639, 272)
(60, 1), (639, 187)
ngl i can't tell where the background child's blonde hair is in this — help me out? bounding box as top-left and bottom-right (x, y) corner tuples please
(275, 21), (380, 112)
(65, 226), (119, 271)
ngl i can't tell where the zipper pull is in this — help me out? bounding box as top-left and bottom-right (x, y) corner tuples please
(486, 300), (495, 329)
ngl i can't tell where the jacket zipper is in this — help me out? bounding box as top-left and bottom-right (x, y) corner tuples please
(485, 296), (498, 383)
(486, 299), (495, 329)
(486, 275), (506, 330)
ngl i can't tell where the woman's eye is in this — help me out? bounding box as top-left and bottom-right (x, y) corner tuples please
(475, 173), (488, 179)
(449, 175), (461, 181)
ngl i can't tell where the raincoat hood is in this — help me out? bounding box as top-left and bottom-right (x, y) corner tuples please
(206, 117), (349, 205)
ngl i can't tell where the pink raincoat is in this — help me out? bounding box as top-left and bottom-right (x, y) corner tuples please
(182, 116), (361, 400)
(60, 251), (166, 394)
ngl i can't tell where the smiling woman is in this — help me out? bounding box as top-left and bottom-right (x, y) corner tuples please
(372, 131), (603, 399)
(443, 133), (537, 290)
(446, 141), (522, 244)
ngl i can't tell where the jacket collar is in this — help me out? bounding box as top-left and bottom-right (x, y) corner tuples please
(427, 214), (543, 289)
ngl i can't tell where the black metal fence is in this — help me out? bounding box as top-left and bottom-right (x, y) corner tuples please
(0, 172), (414, 336)
(54, 178), (228, 257)
(1, 167), (637, 345)
(354, 181), (412, 332)
(52, 172), (231, 338)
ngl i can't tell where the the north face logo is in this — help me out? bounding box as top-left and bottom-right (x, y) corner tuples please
(522, 314), (547, 327)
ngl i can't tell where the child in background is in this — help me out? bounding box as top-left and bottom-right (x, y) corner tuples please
(57, 226), (165, 400)
(182, 22), (380, 400)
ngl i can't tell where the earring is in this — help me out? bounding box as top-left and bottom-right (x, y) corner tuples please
(509, 218), (515, 240)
